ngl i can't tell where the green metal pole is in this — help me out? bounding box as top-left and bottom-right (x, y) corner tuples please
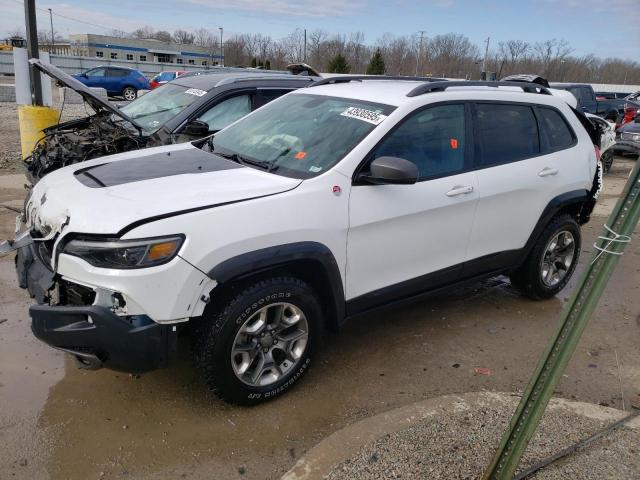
(483, 157), (640, 480)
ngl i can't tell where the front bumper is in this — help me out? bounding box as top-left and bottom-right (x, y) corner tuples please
(13, 239), (178, 372)
(30, 304), (177, 372)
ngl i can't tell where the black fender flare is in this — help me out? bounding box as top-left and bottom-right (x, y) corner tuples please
(520, 189), (589, 264)
(208, 241), (346, 330)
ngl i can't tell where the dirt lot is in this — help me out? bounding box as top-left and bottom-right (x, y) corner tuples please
(0, 101), (638, 479)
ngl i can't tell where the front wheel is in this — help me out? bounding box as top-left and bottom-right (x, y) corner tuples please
(192, 276), (321, 405)
(511, 215), (581, 300)
(122, 86), (137, 101)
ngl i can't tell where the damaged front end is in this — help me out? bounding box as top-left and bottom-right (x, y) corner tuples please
(25, 114), (148, 184)
(1, 212), (177, 372)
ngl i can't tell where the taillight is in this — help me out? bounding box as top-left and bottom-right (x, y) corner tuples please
(594, 145), (601, 163)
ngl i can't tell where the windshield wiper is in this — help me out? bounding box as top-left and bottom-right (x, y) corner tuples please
(215, 151), (272, 171)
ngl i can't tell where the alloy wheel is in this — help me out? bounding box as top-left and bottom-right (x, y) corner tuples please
(230, 303), (309, 387)
(540, 230), (576, 287)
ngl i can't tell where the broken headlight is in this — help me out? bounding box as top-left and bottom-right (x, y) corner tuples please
(63, 235), (184, 269)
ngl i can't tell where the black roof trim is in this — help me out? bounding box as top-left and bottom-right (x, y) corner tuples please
(406, 81), (552, 97)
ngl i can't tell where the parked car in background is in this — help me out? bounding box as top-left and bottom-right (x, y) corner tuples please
(3, 78), (601, 404)
(73, 66), (150, 100)
(621, 91), (640, 125)
(614, 117), (640, 156)
(550, 82), (623, 121)
(150, 70), (187, 89)
(595, 91), (631, 100)
(586, 113), (616, 172)
(26, 60), (317, 183)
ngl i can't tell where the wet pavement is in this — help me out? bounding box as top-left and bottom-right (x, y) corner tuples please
(1, 158), (639, 479)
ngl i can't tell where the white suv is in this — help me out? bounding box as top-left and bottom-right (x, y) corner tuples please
(2, 78), (600, 404)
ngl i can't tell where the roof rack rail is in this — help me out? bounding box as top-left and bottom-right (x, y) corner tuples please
(309, 75), (446, 87)
(406, 80), (552, 97)
(214, 75), (314, 88)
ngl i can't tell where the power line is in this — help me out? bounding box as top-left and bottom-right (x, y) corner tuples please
(10, 0), (121, 32)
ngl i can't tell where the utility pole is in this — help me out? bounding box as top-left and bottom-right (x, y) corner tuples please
(218, 27), (223, 66)
(304, 28), (307, 63)
(415, 30), (425, 77)
(48, 8), (54, 53)
(481, 36), (490, 79)
(24, 0), (42, 105)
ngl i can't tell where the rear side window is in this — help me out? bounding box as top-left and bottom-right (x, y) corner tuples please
(474, 103), (539, 167)
(158, 72), (176, 82)
(537, 107), (575, 151)
(108, 68), (129, 77)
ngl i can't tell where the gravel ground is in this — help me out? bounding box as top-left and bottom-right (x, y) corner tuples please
(325, 397), (640, 479)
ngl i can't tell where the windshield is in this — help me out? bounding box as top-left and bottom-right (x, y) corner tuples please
(118, 83), (207, 132)
(208, 93), (395, 179)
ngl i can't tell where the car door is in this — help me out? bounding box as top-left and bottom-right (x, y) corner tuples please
(82, 67), (106, 88)
(105, 68), (128, 94)
(466, 102), (572, 267)
(346, 103), (479, 309)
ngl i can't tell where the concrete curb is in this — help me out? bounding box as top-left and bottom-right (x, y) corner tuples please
(281, 391), (639, 480)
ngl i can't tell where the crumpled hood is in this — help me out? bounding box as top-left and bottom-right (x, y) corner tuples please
(26, 143), (301, 237)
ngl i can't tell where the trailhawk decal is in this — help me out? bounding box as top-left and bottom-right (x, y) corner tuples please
(340, 107), (387, 125)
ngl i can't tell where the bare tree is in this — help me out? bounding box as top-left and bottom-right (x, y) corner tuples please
(153, 30), (172, 43)
(173, 29), (195, 45)
(193, 28), (219, 63)
(131, 26), (155, 39)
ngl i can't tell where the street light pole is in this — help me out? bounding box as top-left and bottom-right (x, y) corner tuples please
(415, 30), (425, 77)
(481, 36), (490, 79)
(218, 27), (223, 66)
(48, 8), (54, 53)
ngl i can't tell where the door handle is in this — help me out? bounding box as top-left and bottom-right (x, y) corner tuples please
(538, 167), (559, 177)
(446, 185), (474, 197)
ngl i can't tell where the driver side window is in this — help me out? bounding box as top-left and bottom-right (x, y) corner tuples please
(85, 68), (105, 77)
(197, 95), (252, 132)
(372, 104), (466, 180)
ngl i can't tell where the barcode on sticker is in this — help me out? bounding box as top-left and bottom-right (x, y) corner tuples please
(184, 88), (207, 97)
(340, 107), (387, 125)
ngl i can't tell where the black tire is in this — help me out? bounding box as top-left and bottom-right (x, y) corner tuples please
(511, 214), (581, 300)
(192, 276), (321, 405)
(602, 149), (614, 174)
(122, 86), (137, 101)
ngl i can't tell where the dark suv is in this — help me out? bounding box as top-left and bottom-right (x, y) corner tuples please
(27, 60), (317, 183)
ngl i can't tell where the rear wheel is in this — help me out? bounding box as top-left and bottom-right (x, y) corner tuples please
(192, 276), (321, 405)
(122, 86), (137, 101)
(511, 215), (581, 300)
(602, 149), (614, 173)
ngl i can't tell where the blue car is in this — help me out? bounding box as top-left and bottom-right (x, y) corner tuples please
(73, 66), (150, 101)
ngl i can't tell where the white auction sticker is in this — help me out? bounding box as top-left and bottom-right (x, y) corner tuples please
(184, 88), (207, 97)
(340, 107), (387, 125)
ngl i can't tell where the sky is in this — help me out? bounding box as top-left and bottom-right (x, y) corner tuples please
(2, 0), (639, 62)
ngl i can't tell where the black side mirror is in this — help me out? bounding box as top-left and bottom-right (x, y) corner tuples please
(361, 156), (419, 185)
(182, 120), (210, 137)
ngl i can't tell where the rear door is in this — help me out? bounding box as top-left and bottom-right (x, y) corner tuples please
(105, 68), (128, 94)
(466, 102), (577, 267)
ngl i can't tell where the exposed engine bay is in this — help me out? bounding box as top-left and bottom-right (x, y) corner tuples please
(24, 113), (149, 184)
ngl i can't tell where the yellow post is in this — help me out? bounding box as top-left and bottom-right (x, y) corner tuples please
(17, 105), (59, 159)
